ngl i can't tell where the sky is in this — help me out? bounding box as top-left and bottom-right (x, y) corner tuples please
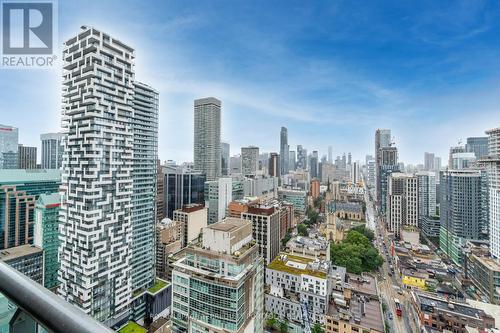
(2, 0), (500, 165)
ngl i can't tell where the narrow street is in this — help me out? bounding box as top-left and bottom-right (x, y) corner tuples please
(364, 181), (419, 333)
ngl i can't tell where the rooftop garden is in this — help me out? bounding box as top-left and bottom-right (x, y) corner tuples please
(267, 253), (327, 279)
(118, 321), (146, 333)
(148, 279), (168, 294)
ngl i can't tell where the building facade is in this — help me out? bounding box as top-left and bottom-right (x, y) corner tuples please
(467, 136), (489, 160)
(241, 146), (259, 177)
(171, 218), (264, 333)
(483, 128), (500, 259)
(193, 97), (221, 181)
(416, 171), (436, 226)
(374, 129), (391, 203)
(17, 145), (37, 169)
(280, 127), (289, 176)
(386, 173), (418, 238)
(0, 244), (44, 284)
(268, 152), (279, 177)
(241, 204), (281, 265)
(439, 169), (489, 266)
(163, 164), (206, 219)
(173, 204), (207, 248)
(0, 125), (18, 170)
(40, 132), (64, 169)
(0, 169), (60, 250)
(205, 177), (232, 225)
(278, 188), (307, 216)
(34, 193), (60, 290)
(58, 27), (157, 325)
(221, 141), (230, 176)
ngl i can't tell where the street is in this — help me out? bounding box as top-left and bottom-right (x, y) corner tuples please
(364, 183), (419, 333)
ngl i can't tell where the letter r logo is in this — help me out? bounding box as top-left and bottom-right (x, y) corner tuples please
(2, 1), (53, 54)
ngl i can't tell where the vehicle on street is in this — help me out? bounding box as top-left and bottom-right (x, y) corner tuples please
(394, 298), (403, 317)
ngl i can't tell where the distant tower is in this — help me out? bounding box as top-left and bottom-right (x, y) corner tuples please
(280, 127), (289, 175)
(194, 97), (221, 181)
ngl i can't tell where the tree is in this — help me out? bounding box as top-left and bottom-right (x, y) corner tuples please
(350, 225), (374, 242)
(297, 224), (308, 236)
(311, 323), (324, 333)
(279, 319), (289, 333)
(265, 314), (277, 330)
(330, 229), (382, 273)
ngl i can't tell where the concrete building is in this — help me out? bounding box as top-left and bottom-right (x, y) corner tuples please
(17, 145), (37, 169)
(451, 152), (477, 169)
(289, 150), (296, 171)
(310, 151), (319, 179)
(241, 204), (281, 265)
(449, 145), (467, 168)
(467, 136), (489, 160)
(439, 169), (489, 266)
(350, 161), (360, 184)
(194, 97), (221, 181)
(387, 173), (418, 238)
(34, 193), (60, 290)
(280, 127), (289, 175)
(0, 169), (60, 250)
(131, 81), (159, 302)
(171, 218), (264, 333)
(285, 236), (330, 261)
(421, 215), (440, 237)
(310, 178), (320, 199)
(205, 177), (232, 225)
(482, 128), (500, 259)
(412, 291), (495, 332)
(156, 218), (182, 279)
(466, 253), (500, 305)
(58, 27), (158, 325)
(278, 188), (307, 216)
(229, 155), (242, 175)
(157, 160), (165, 222)
(40, 132), (63, 169)
(173, 204), (207, 247)
(0, 125), (18, 169)
(268, 152), (280, 177)
(266, 253), (344, 329)
(325, 274), (384, 333)
(374, 129), (391, 202)
(162, 163), (206, 219)
(241, 146), (259, 177)
(0, 244), (44, 284)
(424, 152), (435, 171)
(366, 158), (376, 188)
(221, 141), (230, 176)
(378, 146), (399, 215)
(296, 145), (307, 170)
(417, 171), (437, 226)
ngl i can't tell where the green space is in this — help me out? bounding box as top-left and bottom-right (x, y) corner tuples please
(119, 321), (147, 333)
(148, 279), (168, 293)
(330, 226), (383, 274)
(268, 253), (327, 278)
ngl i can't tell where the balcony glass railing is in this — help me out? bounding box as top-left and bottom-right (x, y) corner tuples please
(0, 262), (113, 333)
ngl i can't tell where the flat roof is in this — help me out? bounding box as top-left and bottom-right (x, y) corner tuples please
(0, 245), (43, 261)
(267, 253), (329, 279)
(0, 169), (61, 183)
(207, 218), (250, 232)
(472, 254), (500, 272)
(417, 292), (487, 319)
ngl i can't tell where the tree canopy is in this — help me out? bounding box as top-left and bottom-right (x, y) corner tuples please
(330, 230), (383, 274)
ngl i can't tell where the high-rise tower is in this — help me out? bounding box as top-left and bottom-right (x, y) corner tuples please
(194, 97), (221, 181)
(58, 27), (158, 325)
(280, 127), (289, 175)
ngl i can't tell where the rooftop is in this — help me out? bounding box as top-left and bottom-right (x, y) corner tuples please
(0, 245), (43, 261)
(286, 236), (329, 251)
(207, 218), (250, 232)
(118, 321), (146, 333)
(147, 279), (168, 294)
(37, 193), (60, 207)
(0, 169), (61, 183)
(416, 292), (490, 319)
(267, 253), (329, 279)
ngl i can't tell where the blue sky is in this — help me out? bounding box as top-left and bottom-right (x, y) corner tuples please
(2, 0), (500, 165)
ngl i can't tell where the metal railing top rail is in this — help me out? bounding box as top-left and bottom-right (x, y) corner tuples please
(0, 261), (114, 333)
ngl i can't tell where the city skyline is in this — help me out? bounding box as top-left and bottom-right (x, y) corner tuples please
(2, 1), (500, 164)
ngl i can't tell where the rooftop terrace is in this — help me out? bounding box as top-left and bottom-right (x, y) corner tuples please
(267, 253), (329, 279)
